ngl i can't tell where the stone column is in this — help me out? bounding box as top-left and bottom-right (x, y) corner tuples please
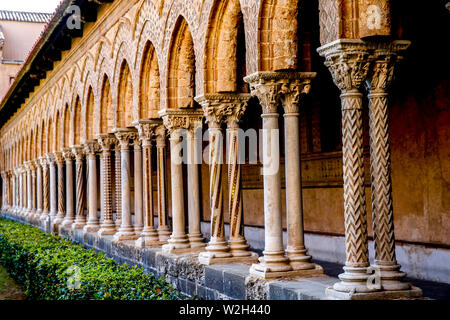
(97, 134), (117, 236)
(61, 149), (75, 228)
(53, 152), (65, 227)
(25, 162), (33, 217)
(280, 76), (320, 272)
(1, 172), (5, 210)
(114, 143), (122, 228)
(113, 128), (138, 241)
(133, 138), (144, 234)
(31, 161), (37, 217)
(155, 125), (171, 243)
(366, 42), (419, 296)
(318, 40), (376, 295)
(196, 93), (257, 265)
(186, 116), (206, 249)
(245, 72), (292, 278)
(83, 140), (101, 233)
(35, 160), (42, 216)
(158, 109), (195, 254)
(71, 146), (86, 230)
(198, 98), (231, 263)
(135, 120), (160, 247)
(40, 157), (50, 220)
(47, 153), (58, 221)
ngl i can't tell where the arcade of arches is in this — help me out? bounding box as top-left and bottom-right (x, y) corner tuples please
(0, 0), (448, 300)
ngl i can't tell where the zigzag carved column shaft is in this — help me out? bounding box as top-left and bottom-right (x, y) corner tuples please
(114, 143), (122, 227)
(366, 43), (412, 292)
(97, 134), (116, 236)
(35, 161), (42, 215)
(135, 120), (160, 247)
(318, 40), (375, 294)
(155, 125), (171, 243)
(72, 146), (86, 229)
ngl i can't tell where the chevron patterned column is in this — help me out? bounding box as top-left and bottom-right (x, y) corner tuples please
(114, 143), (122, 228)
(318, 40), (376, 295)
(40, 157), (50, 221)
(366, 43), (419, 294)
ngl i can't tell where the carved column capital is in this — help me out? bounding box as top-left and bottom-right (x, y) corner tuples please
(317, 40), (372, 93)
(195, 93), (251, 127)
(71, 145), (85, 162)
(158, 108), (203, 135)
(155, 125), (167, 148)
(97, 134), (117, 153)
(63, 148), (75, 161)
(114, 128), (138, 149)
(33, 158), (41, 169)
(54, 151), (65, 165)
(39, 157), (48, 168)
(134, 119), (161, 147)
(279, 74), (316, 114)
(46, 153), (56, 165)
(84, 140), (101, 159)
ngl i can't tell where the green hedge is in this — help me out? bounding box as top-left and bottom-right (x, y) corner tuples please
(0, 218), (188, 300)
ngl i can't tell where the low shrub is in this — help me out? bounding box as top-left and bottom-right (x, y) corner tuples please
(0, 218), (188, 300)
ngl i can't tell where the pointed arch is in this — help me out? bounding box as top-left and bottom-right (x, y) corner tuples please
(86, 86), (96, 140)
(139, 41), (161, 118)
(100, 75), (113, 134)
(116, 60), (133, 128)
(167, 16), (196, 109)
(73, 96), (82, 146)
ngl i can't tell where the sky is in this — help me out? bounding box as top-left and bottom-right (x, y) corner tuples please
(0, 0), (62, 13)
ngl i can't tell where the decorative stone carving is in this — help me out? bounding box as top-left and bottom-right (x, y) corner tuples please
(71, 146), (86, 230)
(97, 134), (117, 236)
(83, 140), (101, 233)
(61, 148), (75, 228)
(53, 151), (65, 227)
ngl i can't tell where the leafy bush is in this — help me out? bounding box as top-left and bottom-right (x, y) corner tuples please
(0, 218), (188, 300)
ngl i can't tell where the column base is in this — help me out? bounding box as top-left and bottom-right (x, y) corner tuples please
(135, 236), (164, 248)
(113, 227), (138, 241)
(71, 219), (87, 230)
(83, 223), (100, 233)
(250, 261), (323, 279)
(326, 285), (423, 300)
(188, 233), (206, 248)
(158, 228), (171, 243)
(97, 222), (116, 236)
(199, 251), (259, 266)
(61, 218), (75, 228)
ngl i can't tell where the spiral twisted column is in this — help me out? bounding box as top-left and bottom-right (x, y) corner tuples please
(155, 125), (171, 243)
(40, 157), (50, 220)
(113, 128), (138, 241)
(97, 134), (117, 236)
(245, 72), (293, 278)
(71, 146), (86, 230)
(53, 152), (65, 228)
(83, 140), (101, 233)
(135, 121), (160, 247)
(61, 149), (75, 228)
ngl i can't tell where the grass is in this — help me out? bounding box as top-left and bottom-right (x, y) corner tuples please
(0, 264), (25, 300)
